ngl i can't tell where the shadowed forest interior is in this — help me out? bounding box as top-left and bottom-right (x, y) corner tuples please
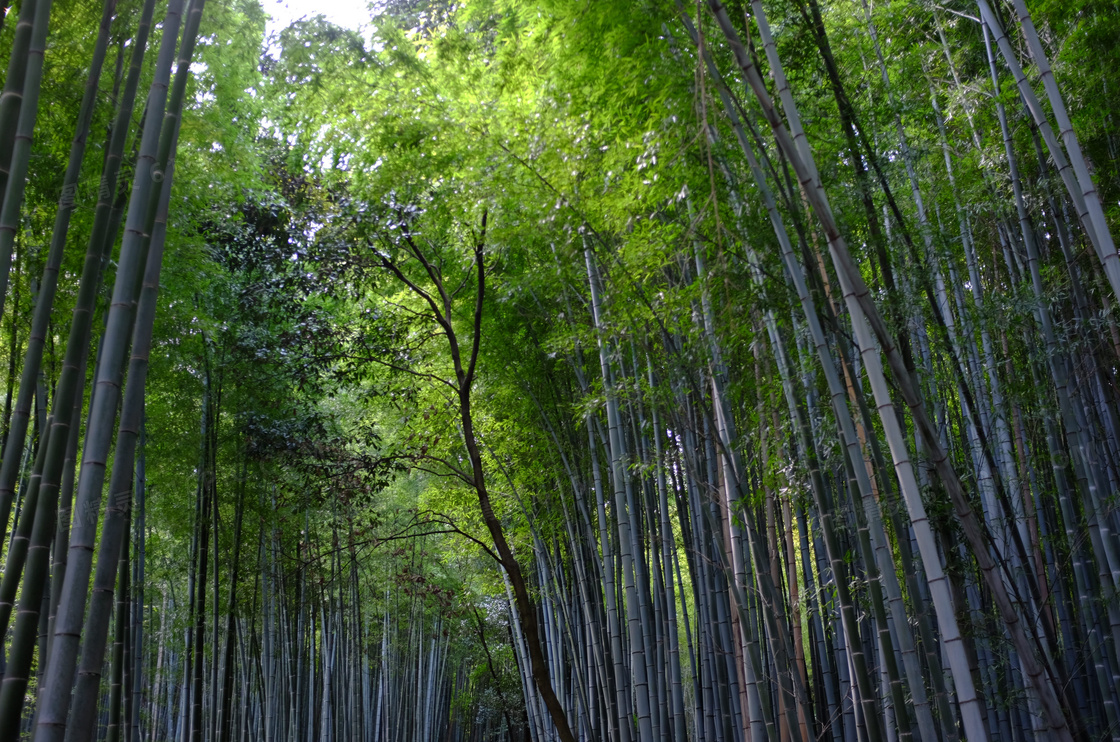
(0, 0), (1118, 740)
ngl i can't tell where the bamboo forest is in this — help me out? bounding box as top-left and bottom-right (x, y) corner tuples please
(2, 0), (1120, 739)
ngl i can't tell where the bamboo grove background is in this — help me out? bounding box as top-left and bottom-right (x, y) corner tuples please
(0, 0), (1117, 739)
